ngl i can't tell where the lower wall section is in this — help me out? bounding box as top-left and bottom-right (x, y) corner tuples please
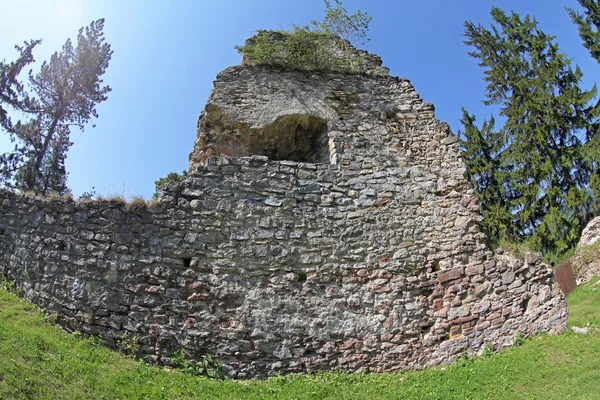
(0, 181), (567, 378)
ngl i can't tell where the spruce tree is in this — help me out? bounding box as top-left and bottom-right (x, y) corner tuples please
(569, 0), (600, 216)
(568, 0), (600, 64)
(463, 7), (599, 260)
(459, 110), (514, 241)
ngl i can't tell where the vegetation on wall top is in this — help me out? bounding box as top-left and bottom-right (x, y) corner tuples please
(235, 0), (371, 72)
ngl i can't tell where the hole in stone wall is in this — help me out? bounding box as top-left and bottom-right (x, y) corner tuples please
(297, 272), (308, 282)
(252, 114), (329, 163)
(212, 114), (331, 164)
(57, 241), (65, 251)
(430, 260), (441, 272)
(520, 298), (528, 311)
(182, 258), (192, 268)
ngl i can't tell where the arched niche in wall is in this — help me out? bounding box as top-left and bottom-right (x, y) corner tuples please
(200, 109), (332, 164)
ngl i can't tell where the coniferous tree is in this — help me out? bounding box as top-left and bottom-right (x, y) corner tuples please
(569, 0), (600, 216)
(153, 170), (187, 199)
(0, 19), (112, 195)
(0, 40), (40, 184)
(569, 0), (600, 64)
(0, 40), (39, 132)
(463, 7), (599, 260)
(459, 110), (514, 241)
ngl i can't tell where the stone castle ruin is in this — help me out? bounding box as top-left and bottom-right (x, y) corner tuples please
(0, 36), (567, 378)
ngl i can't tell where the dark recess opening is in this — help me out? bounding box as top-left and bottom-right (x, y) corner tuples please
(430, 260), (441, 272)
(182, 258), (192, 268)
(216, 114), (330, 163)
(253, 114), (328, 163)
(297, 272), (308, 282)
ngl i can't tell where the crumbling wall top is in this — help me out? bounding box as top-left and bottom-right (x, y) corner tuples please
(239, 30), (390, 76)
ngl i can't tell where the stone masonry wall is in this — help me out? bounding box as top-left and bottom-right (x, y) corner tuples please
(0, 44), (568, 378)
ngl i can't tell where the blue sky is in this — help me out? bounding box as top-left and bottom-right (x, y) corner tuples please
(0, 0), (597, 199)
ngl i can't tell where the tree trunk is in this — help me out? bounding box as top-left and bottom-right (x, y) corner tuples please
(29, 112), (61, 193)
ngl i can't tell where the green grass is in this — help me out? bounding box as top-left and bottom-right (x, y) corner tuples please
(0, 280), (599, 400)
(568, 276), (600, 328)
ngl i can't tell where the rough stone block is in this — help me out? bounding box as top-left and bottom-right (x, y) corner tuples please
(438, 267), (464, 283)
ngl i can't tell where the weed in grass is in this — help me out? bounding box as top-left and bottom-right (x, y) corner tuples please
(172, 348), (224, 379)
(1, 274), (21, 296)
(514, 332), (526, 346)
(119, 333), (140, 356)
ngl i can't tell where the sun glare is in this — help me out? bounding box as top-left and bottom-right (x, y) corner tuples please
(55, 0), (85, 26)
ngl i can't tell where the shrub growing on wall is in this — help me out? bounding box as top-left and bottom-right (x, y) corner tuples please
(235, 0), (371, 72)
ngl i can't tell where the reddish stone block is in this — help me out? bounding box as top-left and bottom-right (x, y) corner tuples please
(438, 268), (464, 283)
(373, 198), (390, 206)
(340, 339), (357, 350)
(449, 325), (462, 334)
(451, 296), (462, 307)
(462, 327), (475, 336)
(487, 312), (501, 321)
(383, 316), (394, 329)
(476, 321), (491, 331)
(451, 315), (478, 324)
(462, 321), (476, 329)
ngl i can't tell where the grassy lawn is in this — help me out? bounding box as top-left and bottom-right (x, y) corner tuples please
(0, 279), (598, 400)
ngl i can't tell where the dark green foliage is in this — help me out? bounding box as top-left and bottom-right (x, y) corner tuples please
(569, 0), (600, 219)
(459, 110), (515, 241)
(0, 40), (40, 184)
(568, 0), (600, 64)
(235, 0), (371, 72)
(0, 40), (39, 132)
(172, 348), (223, 379)
(462, 7), (600, 261)
(153, 170), (187, 199)
(0, 19), (112, 195)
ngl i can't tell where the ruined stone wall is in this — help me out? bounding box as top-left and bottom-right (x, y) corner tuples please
(572, 216), (600, 282)
(0, 49), (568, 378)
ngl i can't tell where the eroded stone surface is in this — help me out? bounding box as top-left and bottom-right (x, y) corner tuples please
(0, 42), (567, 378)
(572, 217), (600, 282)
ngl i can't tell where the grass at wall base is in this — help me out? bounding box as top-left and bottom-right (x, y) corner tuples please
(0, 275), (599, 399)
